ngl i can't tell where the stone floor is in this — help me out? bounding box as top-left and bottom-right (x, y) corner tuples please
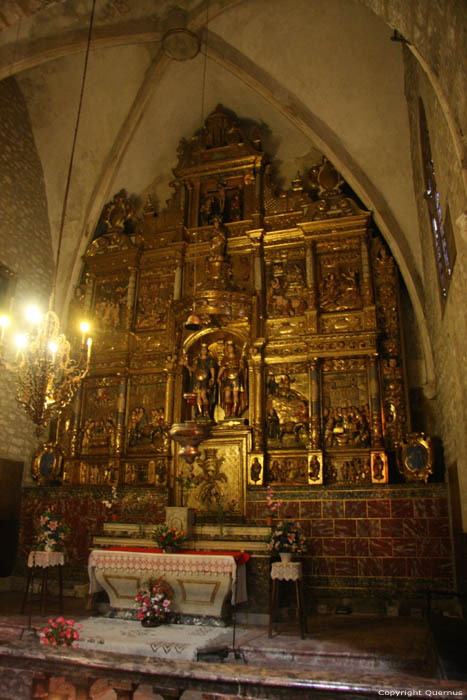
(0, 590), (466, 699)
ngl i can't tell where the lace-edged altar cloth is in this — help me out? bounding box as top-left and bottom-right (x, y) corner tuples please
(88, 549), (248, 604)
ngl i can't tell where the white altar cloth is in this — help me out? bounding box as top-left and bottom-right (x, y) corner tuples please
(88, 550), (247, 614)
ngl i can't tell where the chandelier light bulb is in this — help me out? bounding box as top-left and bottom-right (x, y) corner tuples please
(25, 306), (42, 324)
(48, 341), (58, 363)
(80, 321), (90, 345)
(14, 333), (27, 349)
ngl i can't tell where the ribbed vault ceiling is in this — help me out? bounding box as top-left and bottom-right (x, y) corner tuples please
(0, 0), (431, 375)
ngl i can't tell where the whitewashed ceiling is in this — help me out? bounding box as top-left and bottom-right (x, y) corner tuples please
(0, 0), (422, 319)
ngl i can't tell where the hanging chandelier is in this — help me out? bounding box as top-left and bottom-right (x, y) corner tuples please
(0, 0), (96, 435)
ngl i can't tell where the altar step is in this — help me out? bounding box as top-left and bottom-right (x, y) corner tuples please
(224, 617), (437, 678)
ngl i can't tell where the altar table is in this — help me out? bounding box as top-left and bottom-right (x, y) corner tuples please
(88, 548), (249, 618)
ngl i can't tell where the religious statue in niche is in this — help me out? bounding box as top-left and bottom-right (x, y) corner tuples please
(267, 261), (307, 318)
(148, 458), (167, 486)
(199, 183), (225, 226)
(266, 371), (309, 448)
(225, 188), (243, 221)
(268, 455), (308, 484)
(318, 264), (362, 312)
(184, 343), (218, 419)
(217, 339), (248, 418)
(208, 216), (227, 260)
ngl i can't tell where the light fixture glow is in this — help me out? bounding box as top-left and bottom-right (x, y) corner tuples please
(25, 306), (42, 324)
(14, 334), (27, 349)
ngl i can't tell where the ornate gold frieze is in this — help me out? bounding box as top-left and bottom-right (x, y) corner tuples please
(60, 106), (413, 489)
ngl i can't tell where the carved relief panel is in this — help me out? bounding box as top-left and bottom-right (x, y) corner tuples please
(124, 458), (168, 487)
(265, 365), (309, 449)
(266, 258), (308, 318)
(317, 247), (362, 313)
(321, 358), (370, 449)
(92, 275), (129, 349)
(80, 378), (119, 456)
(135, 271), (174, 330)
(126, 374), (168, 453)
(174, 429), (248, 516)
(267, 452), (308, 485)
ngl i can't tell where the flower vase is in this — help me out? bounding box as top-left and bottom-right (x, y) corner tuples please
(266, 516), (272, 527)
(279, 552), (292, 563)
(141, 619), (160, 628)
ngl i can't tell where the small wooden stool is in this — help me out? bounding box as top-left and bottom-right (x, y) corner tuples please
(21, 551), (64, 616)
(269, 560), (307, 639)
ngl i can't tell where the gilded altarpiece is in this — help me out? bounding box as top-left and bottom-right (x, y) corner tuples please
(55, 106), (413, 515)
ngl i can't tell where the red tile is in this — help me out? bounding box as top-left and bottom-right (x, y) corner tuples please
(417, 538), (442, 557)
(357, 519), (380, 537)
(296, 519), (311, 536)
(431, 558), (453, 578)
(428, 518), (450, 537)
(358, 557), (383, 576)
(407, 558), (432, 577)
(382, 558), (407, 577)
(311, 519), (334, 537)
(403, 518), (428, 537)
(414, 498), (437, 518)
(322, 538), (347, 556)
(280, 501), (299, 519)
(313, 557), (335, 575)
(345, 500), (367, 518)
(334, 519), (357, 537)
(391, 499), (414, 518)
(369, 538), (393, 557)
(300, 501), (322, 518)
(245, 502), (256, 521)
(380, 518), (404, 538)
(393, 538), (417, 557)
(436, 497), (449, 517)
(256, 502), (269, 518)
(346, 538), (369, 556)
(439, 538), (453, 556)
(367, 500), (391, 518)
(335, 557), (358, 576)
(323, 500), (345, 518)
(308, 537), (323, 556)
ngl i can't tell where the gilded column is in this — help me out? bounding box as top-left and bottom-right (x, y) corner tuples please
(173, 255), (183, 301)
(305, 241), (318, 333)
(308, 358), (321, 449)
(251, 344), (264, 451)
(126, 267), (137, 330)
(360, 233), (373, 306)
(368, 354), (383, 447)
(70, 384), (83, 457)
(164, 354), (178, 427)
(115, 377), (127, 455)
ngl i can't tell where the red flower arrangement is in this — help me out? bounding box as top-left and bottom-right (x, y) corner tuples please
(40, 617), (83, 648)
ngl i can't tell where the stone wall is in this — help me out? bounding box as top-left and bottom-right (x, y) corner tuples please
(0, 77), (53, 470)
(403, 47), (467, 541)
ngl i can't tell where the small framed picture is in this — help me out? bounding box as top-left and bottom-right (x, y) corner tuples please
(248, 454), (263, 486)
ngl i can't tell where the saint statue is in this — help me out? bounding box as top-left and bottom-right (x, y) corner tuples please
(217, 340), (247, 418)
(185, 343), (217, 419)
